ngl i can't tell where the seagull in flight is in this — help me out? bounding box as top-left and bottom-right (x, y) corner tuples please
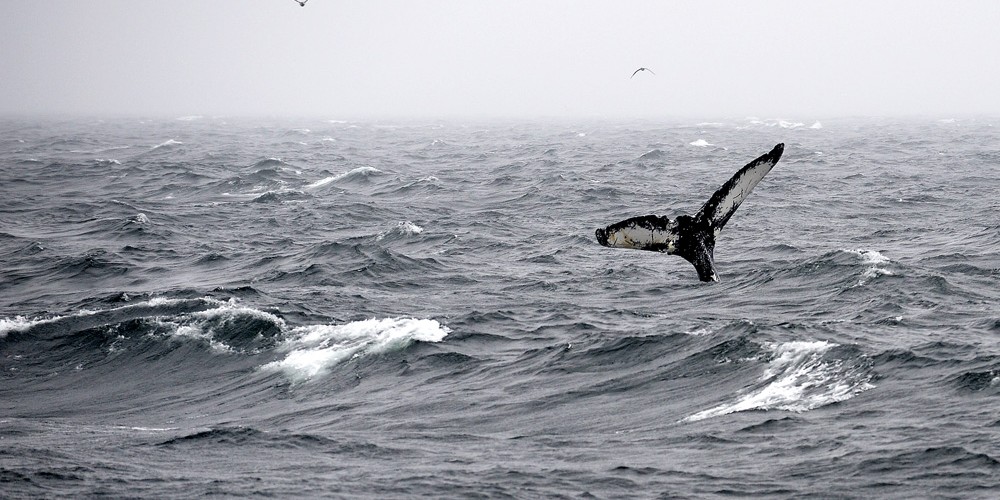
(292, 0), (308, 6)
(631, 67), (656, 78)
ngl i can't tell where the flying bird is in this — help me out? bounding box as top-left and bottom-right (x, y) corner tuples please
(631, 67), (655, 78)
(292, 0), (308, 6)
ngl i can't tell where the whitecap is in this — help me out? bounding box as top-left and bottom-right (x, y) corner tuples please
(0, 316), (59, 337)
(155, 299), (286, 354)
(682, 341), (873, 422)
(376, 221), (424, 241)
(305, 167), (382, 189)
(262, 317), (449, 381)
(845, 249), (893, 285)
(151, 139), (183, 150)
(689, 139), (713, 147)
(129, 213), (150, 225)
(809, 121), (823, 129)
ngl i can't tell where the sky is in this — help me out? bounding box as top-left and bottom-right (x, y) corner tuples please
(1, 0), (999, 120)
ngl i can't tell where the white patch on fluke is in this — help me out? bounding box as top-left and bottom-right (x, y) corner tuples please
(682, 341), (874, 422)
(604, 222), (676, 253)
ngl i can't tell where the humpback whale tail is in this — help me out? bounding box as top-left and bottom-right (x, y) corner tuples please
(595, 143), (785, 282)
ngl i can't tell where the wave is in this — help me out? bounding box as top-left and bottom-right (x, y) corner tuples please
(2, 297), (449, 383)
(376, 221), (424, 241)
(151, 139), (183, 150)
(745, 118), (807, 129)
(251, 158), (293, 170)
(70, 145), (131, 154)
(261, 317), (450, 381)
(306, 167), (383, 189)
(776, 249), (896, 287)
(951, 368), (1000, 392)
(251, 190), (311, 204)
(689, 139), (713, 147)
(0, 297), (221, 339)
(637, 149), (666, 160)
(682, 341), (874, 422)
(844, 248), (894, 285)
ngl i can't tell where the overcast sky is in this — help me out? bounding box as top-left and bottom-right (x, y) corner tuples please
(2, 1), (998, 119)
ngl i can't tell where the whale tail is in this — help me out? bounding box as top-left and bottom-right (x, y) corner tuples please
(595, 143), (784, 282)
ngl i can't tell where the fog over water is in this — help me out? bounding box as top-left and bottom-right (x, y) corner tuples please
(2, 0), (999, 119)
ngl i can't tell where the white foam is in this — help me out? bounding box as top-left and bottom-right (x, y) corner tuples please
(0, 316), (60, 337)
(809, 121), (823, 129)
(306, 167), (382, 189)
(682, 341), (873, 422)
(377, 221), (424, 241)
(262, 317), (449, 381)
(689, 139), (713, 147)
(152, 139), (183, 150)
(745, 118), (805, 129)
(190, 302), (286, 328)
(845, 249), (893, 285)
(684, 327), (713, 337)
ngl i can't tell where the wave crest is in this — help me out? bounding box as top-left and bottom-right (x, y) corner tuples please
(262, 317), (449, 381)
(682, 341), (874, 422)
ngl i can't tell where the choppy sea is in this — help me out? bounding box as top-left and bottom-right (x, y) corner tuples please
(1, 116), (998, 498)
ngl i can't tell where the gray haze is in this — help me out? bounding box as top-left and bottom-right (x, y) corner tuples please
(2, 0), (998, 119)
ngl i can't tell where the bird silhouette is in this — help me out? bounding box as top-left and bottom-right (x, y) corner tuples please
(292, 0), (308, 6)
(630, 67), (656, 78)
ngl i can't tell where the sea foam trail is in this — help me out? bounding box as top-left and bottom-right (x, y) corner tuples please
(682, 341), (874, 422)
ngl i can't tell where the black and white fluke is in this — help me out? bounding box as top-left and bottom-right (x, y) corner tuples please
(595, 143), (785, 282)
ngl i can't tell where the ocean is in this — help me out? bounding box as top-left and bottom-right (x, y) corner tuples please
(1, 116), (998, 498)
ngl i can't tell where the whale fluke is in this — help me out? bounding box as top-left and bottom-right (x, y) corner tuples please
(595, 143), (785, 282)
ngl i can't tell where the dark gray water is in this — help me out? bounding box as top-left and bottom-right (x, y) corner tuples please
(2, 116), (999, 498)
